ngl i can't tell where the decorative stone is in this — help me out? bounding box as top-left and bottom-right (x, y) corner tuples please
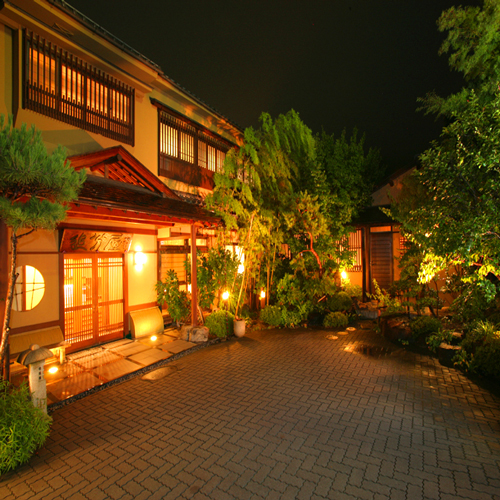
(179, 325), (209, 343)
(337, 331), (349, 336)
(17, 344), (54, 414)
(346, 327), (356, 332)
(438, 343), (462, 368)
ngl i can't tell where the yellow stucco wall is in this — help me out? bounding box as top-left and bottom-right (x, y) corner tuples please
(128, 234), (157, 307)
(0, 24), (13, 117)
(9, 229), (60, 328)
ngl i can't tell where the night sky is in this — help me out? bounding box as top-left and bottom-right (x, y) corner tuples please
(65, 0), (480, 174)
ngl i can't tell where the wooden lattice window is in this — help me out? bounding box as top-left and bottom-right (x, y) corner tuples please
(399, 234), (410, 255)
(24, 31), (135, 145)
(339, 229), (363, 272)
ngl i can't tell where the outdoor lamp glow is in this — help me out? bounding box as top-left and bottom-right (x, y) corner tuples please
(134, 251), (147, 266)
(222, 291), (230, 301)
(341, 270), (347, 280)
(151, 335), (158, 341)
(260, 290), (266, 299)
(134, 246), (147, 271)
(48, 365), (58, 374)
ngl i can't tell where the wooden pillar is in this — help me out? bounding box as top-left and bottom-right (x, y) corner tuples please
(190, 225), (198, 327)
(0, 221), (9, 379)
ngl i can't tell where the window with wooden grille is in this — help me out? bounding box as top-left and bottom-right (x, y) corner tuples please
(24, 31), (134, 145)
(399, 234), (410, 255)
(158, 109), (231, 188)
(339, 229), (363, 272)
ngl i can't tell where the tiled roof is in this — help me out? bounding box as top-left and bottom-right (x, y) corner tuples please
(77, 176), (221, 226)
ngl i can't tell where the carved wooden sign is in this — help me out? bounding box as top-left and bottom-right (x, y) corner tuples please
(60, 229), (132, 253)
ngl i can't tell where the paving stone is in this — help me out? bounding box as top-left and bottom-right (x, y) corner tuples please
(127, 348), (172, 366)
(93, 358), (141, 381)
(160, 339), (196, 354)
(3, 327), (500, 500)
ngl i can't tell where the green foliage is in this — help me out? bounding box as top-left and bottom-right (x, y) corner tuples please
(393, 3), (500, 312)
(426, 329), (453, 353)
(0, 115), (86, 231)
(260, 305), (283, 327)
(368, 280), (404, 313)
(0, 381), (52, 474)
(449, 275), (496, 324)
(323, 311), (348, 329)
(0, 115), (86, 372)
(457, 320), (500, 380)
(155, 270), (190, 323)
(343, 282), (362, 300)
(419, 0), (500, 117)
(186, 245), (241, 311)
(326, 292), (353, 313)
(281, 305), (309, 327)
(207, 110), (383, 318)
(314, 128), (385, 235)
(410, 316), (442, 340)
(205, 310), (234, 338)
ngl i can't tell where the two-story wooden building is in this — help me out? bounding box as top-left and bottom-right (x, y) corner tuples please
(0, 0), (243, 358)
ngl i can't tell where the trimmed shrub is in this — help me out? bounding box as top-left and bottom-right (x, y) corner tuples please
(327, 292), (352, 313)
(459, 321), (500, 380)
(260, 305), (283, 327)
(281, 307), (304, 328)
(1, 381), (52, 474)
(323, 312), (348, 328)
(410, 316), (441, 340)
(205, 310), (234, 338)
(343, 283), (362, 300)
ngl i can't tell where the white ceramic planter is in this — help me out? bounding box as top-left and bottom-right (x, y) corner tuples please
(234, 319), (246, 338)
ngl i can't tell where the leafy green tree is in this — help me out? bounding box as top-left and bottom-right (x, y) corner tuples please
(419, 0), (500, 117)
(314, 128), (384, 236)
(0, 116), (85, 375)
(208, 110), (383, 317)
(207, 110), (315, 315)
(390, 1), (500, 310)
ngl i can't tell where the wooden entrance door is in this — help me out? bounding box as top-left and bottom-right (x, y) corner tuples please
(63, 254), (124, 349)
(370, 232), (393, 292)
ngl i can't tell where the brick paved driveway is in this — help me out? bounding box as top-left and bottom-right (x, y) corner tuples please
(1, 327), (500, 500)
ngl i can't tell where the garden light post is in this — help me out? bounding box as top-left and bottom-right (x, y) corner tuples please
(222, 291), (230, 336)
(18, 344), (53, 413)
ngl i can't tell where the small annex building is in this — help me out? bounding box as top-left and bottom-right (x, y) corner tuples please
(342, 167), (415, 298)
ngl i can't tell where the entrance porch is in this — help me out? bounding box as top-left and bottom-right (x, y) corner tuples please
(10, 327), (198, 407)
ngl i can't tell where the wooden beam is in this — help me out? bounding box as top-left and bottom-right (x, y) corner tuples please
(191, 225), (198, 328)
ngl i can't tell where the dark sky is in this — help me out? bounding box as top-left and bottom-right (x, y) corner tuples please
(65, 0), (479, 173)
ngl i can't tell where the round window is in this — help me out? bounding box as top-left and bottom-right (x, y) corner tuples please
(12, 265), (45, 311)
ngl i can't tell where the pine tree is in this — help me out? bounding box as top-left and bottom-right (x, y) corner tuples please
(0, 115), (85, 376)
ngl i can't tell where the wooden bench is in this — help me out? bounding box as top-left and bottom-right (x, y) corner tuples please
(9, 326), (70, 364)
(129, 307), (165, 339)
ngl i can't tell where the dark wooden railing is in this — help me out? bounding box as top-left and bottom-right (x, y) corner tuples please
(24, 31), (135, 146)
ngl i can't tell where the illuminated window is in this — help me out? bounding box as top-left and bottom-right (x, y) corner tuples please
(158, 109), (231, 181)
(159, 112), (195, 163)
(207, 145), (216, 172)
(339, 229), (363, 272)
(12, 266), (45, 312)
(24, 31), (134, 145)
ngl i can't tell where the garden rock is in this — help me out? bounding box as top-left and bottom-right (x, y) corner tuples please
(179, 325), (209, 343)
(381, 314), (411, 343)
(438, 343), (461, 367)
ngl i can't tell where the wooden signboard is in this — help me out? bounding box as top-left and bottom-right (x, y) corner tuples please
(60, 229), (133, 253)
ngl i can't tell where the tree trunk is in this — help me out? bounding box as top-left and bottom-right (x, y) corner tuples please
(0, 231), (19, 379)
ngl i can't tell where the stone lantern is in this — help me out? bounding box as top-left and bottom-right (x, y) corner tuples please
(17, 344), (53, 413)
